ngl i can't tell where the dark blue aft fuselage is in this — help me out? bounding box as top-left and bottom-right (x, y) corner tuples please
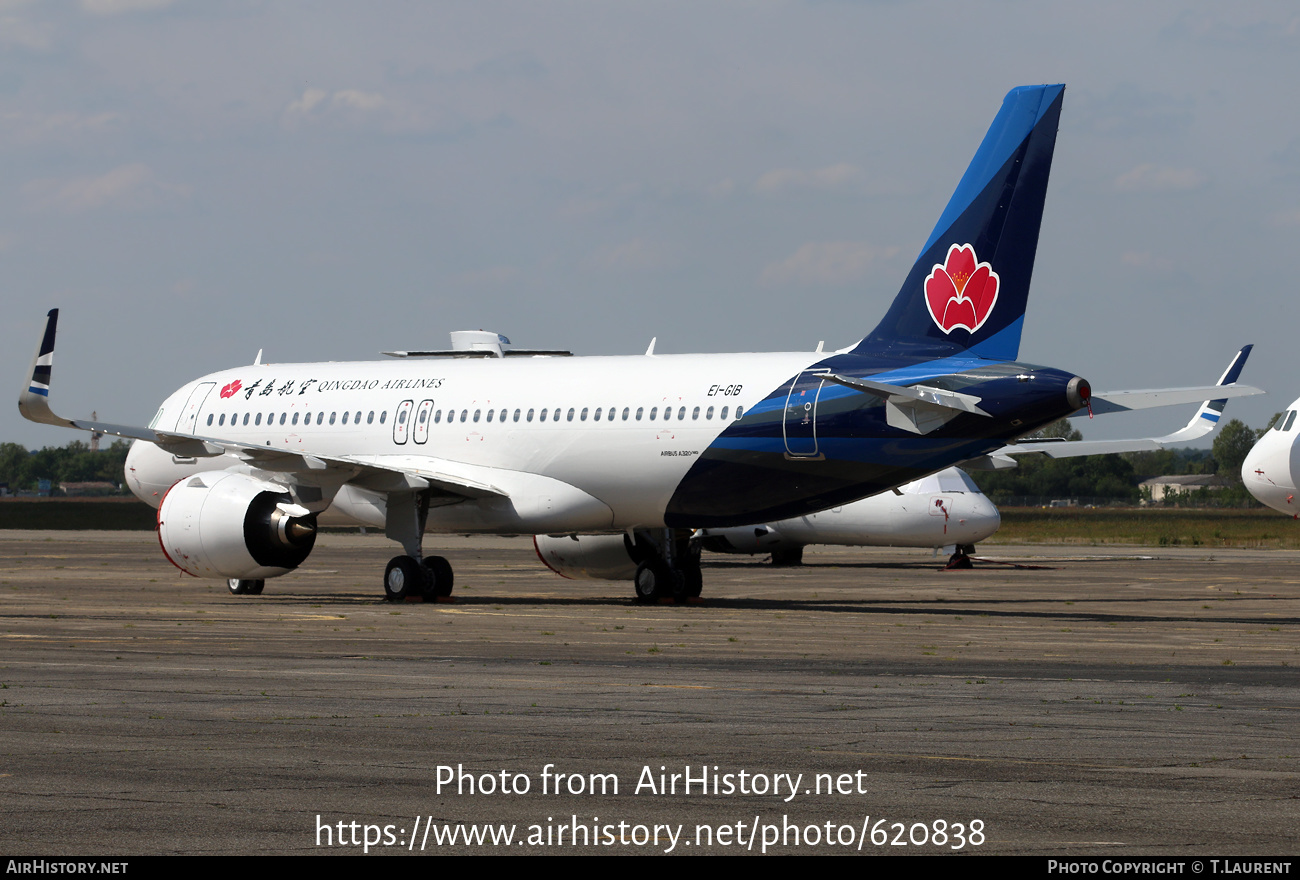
(666, 352), (1081, 527)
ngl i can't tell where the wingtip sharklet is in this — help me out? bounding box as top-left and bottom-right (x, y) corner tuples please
(20, 308), (61, 424)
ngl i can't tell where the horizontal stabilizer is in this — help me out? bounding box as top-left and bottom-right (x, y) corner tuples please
(1086, 383), (1261, 415)
(822, 372), (990, 435)
(983, 345), (1258, 463)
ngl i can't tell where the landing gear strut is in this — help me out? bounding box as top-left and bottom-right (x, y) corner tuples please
(382, 490), (455, 601)
(628, 529), (702, 603)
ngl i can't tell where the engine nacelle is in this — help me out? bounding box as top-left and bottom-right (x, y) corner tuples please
(157, 471), (318, 579)
(533, 534), (637, 580)
(697, 525), (789, 555)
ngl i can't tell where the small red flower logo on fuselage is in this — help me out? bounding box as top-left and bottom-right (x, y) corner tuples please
(924, 243), (999, 334)
(219, 379), (242, 399)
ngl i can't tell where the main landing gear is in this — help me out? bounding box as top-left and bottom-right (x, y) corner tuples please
(383, 554), (455, 601)
(381, 490), (455, 602)
(227, 578), (264, 595)
(627, 529), (703, 603)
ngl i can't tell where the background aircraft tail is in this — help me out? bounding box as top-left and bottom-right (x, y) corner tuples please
(855, 84), (1064, 362)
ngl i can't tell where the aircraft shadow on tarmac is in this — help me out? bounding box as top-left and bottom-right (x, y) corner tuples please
(233, 583), (1300, 627)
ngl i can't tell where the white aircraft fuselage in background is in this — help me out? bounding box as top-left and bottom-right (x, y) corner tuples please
(534, 467), (1000, 580)
(1243, 397), (1300, 516)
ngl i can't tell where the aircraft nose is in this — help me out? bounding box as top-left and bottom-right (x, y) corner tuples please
(1240, 433), (1297, 515)
(967, 492), (1002, 541)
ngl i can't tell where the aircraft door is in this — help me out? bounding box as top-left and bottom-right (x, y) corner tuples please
(413, 399), (434, 444)
(783, 370), (828, 458)
(172, 382), (216, 434)
(393, 399), (414, 445)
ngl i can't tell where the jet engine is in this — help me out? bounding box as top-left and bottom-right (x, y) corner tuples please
(157, 471), (318, 579)
(533, 534), (637, 580)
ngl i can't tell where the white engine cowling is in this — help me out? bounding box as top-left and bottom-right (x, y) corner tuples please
(533, 534), (637, 580)
(157, 471), (318, 579)
(697, 525), (789, 555)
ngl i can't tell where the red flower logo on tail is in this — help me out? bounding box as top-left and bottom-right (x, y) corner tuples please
(924, 244), (999, 334)
(219, 379), (242, 399)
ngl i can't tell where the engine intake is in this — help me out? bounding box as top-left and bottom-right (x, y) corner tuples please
(158, 471), (317, 579)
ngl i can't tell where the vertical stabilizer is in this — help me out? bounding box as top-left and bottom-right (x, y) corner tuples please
(855, 84), (1064, 362)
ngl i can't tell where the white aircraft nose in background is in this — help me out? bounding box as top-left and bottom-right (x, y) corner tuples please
(1243, 399), (1300, 516)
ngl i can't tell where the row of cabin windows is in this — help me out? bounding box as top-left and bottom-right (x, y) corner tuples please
(206, 410), (385, 428)
(206, 404), (745, 430)
(412, 404), (742, 426)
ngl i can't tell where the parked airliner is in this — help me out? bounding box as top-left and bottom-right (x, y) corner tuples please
(19, 84), (1261, 602)
(1243, 398), (1300, 516)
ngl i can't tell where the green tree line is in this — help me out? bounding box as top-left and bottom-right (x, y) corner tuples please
(0, 440), (132, 494)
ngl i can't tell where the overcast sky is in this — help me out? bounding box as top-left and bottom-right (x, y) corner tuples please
(3, 1), (1298, 448)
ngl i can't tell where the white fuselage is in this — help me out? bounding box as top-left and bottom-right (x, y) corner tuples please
(1242, 396), (1300, 516)
(126, 351), (819, 532)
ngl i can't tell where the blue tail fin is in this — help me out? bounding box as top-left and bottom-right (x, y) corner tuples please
(856, 84), (1064, 362)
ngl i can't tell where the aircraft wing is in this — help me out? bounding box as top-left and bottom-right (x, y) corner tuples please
(971, 345), (1258, 467)
(18, 309), (507, 503)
